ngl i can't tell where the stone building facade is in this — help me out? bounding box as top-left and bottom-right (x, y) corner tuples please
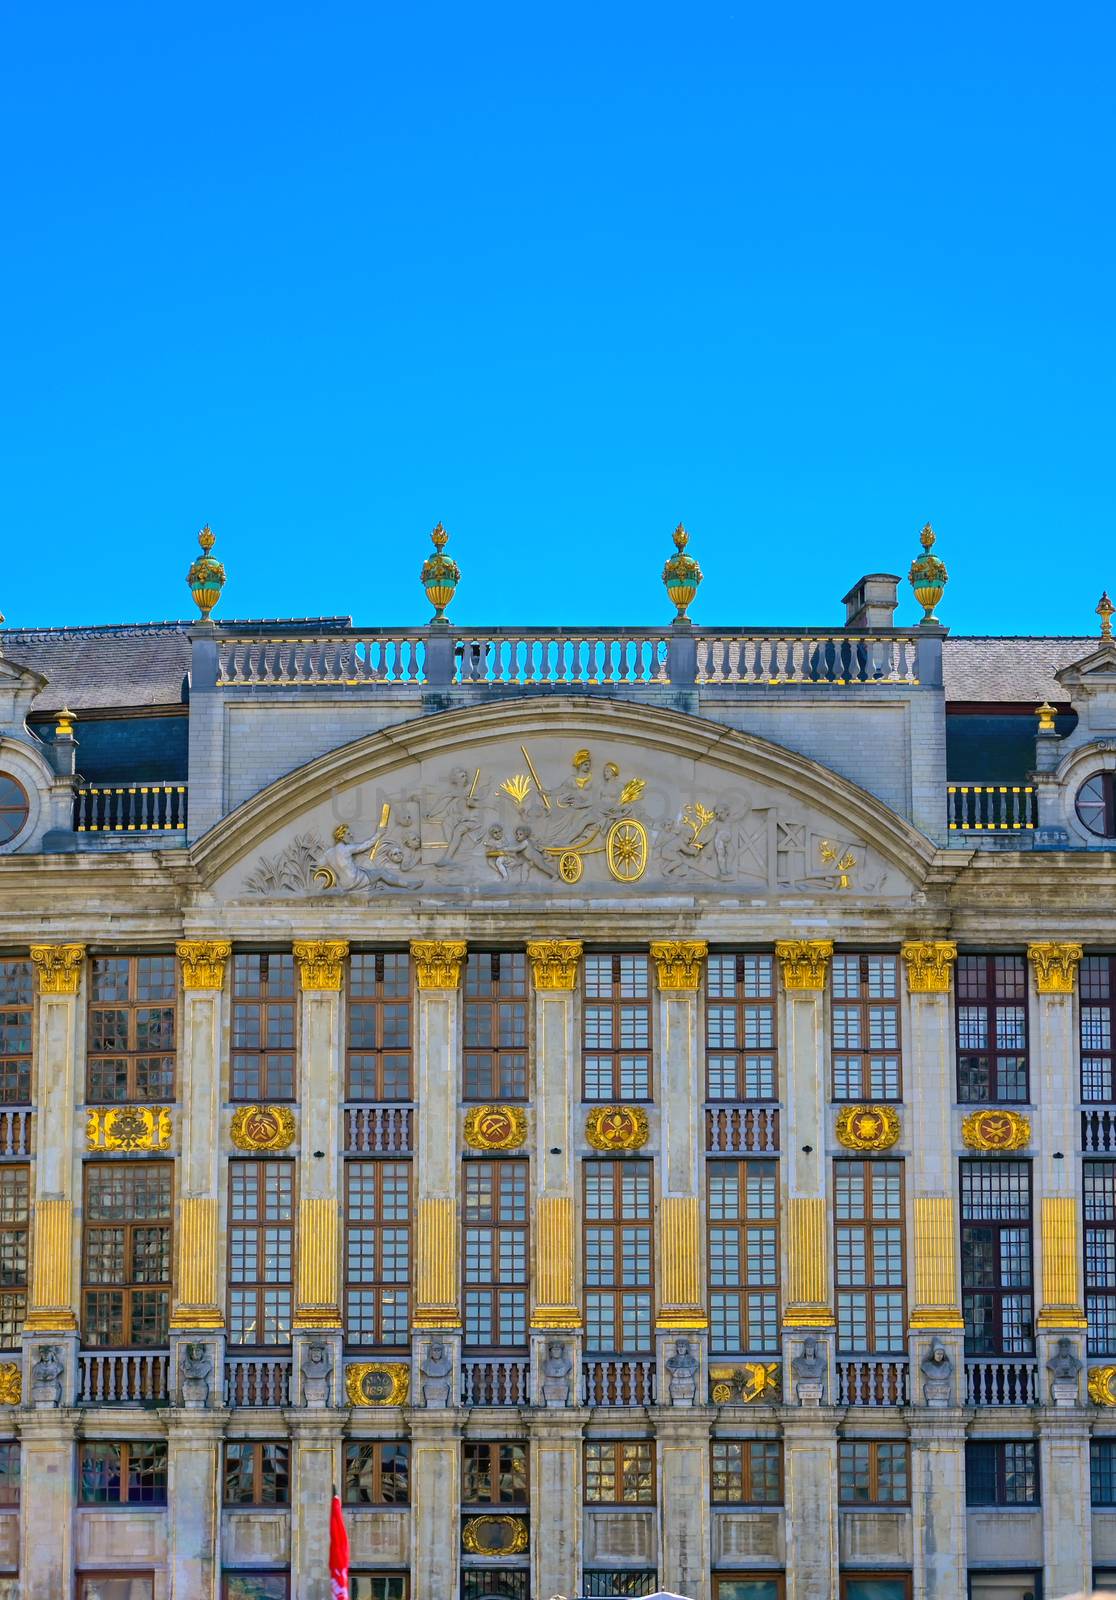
(3, 528), (1116, 1600)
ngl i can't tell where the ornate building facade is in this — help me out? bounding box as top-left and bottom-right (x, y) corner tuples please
(2, 524), (1116, 1599)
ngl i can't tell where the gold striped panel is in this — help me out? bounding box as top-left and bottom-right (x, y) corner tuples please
(660, 1195), (702, 1310)
(416, 1196), (459, 1315)
(30, 1198), (73, 1309)
(787, 1196), (828, 1307)
(297, 1196), (340, 1308)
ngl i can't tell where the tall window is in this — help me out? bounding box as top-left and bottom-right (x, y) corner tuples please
(707, 1160), (779, 1354)
(462, 1441), (528, 1504)
(351, 1580), (408, 1600)
(583, 1441), (655, 1503)
(706, 955), (776, 1100)
(1092, 1439), (1116, 1505)
(961, 1160), (1033, 1355)
(584, 1160), (653, 1353)
(1085, 1161), (1116, 1354)
(710, 1440), (782, 1504)
(348, 952), (411, 1101)
(583, 954), (651, 1101)
(228, 1160), (294, 1346)
(344, 1442), (410, 1505)
(463, 952), (528, 1101)
(1082, 956), (1116, 1102)
(956, 955), (1029, 1104)
(82, 1162), (172, 1347)
(965, 1440), (1038, 1505)
(87, 954), (176, 1103)
(79, 1441), (168, 1505)
(231, 953), (296, 1102)
(0, 1166), (28, 1346)
(345, 1159), (411, 1347)
(837, 1441), (910, 1505)
(835, 1161), (906, 1353)
(0, 1443), (18, 1506)
(463, 1160), (528, 1348)
(224, 1442), (291, 1505)
(0, 959), (32, 1104)
(831, 954), (901, 1102)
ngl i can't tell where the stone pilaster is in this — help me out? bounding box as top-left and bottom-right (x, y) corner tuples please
(411, 941), (465, 1349)
(410, 1414), (460, 1600)
(651, 941), (707, 1334)
(167, 1410), (225, 1599)
(171, 940), (230, 1333)
(1040, 1411), (1092, 1597)
(782, 1411), (838, 1600)
(656, 1412), (711, 1600)
(531, 1417), (582, 1600)
(291, 940), (347, 1337)
(909, 1412), (967, 1600)
(26, 944), (84, 1338)
(19, 1409), (78, 1600)
(289, 1413), (339, 1600)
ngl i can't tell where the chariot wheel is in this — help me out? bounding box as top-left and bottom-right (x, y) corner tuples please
(558, 851), (583, 883)
(606, 818), (648, 882)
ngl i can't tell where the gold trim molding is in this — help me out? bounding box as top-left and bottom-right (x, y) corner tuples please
(650, 940), (708, 991)
(87, 1106), (172, 1152)
(346, 1361), (410, 1407)
(30, 943), (85, 996)
(292, 939), (349, 992)
(230, 1105), (297, 1151)
(585, 1105), (649, 1151)
(526, 940), (582, 991)
(775, 940), (833, 992)
(901, 940), (957, 994)
(835, 1105), (900, 1151)
(177, 940), (231, 990)
(1028, 941), (1083, 995)
(961, 1109), (1031, 1151)
(463, 1105), (528, 1150)
(411, 940), (467, 990)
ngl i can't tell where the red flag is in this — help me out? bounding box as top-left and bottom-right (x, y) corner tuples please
(329, 1491), (350, 1600)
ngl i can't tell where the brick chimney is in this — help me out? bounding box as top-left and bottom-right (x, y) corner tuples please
(842, 573), (900, 629)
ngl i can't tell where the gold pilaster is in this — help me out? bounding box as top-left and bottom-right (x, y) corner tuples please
(656, 1195), (707, 1329)
(1028, 941), (1083, 995)
(414, 1196), (461, 1328)
(526, 940), (582, 991)
(775, 940), (833, 992)
(293, 1196), (342, 1328)
(901, 940), (958, 994)
(1037, 1195), (1088, 1330)
(169, 1197), (224, 1329)
(649, 940), (707, 992)
(531, 1195), (581, 1328)
(411, 940), (467, 990)
(29, 944), (85, 995)
(176, 939), (231, 990)
(25, 1198), (78, 1332)
(783, 1196), (834, 1327)
(910, 1195), (965, 1330)
(292, 939), (349, 992)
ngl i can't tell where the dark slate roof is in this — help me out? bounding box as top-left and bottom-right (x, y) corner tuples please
(942, 636), (1095, 704)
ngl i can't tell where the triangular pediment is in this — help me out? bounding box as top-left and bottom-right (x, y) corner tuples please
(1056, 640), (1116, 693)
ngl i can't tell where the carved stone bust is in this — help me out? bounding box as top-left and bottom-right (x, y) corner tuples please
(666, 1337), (698, 1405)
(31, 1344), (64, 1408)
(180, 1341), (212, 1408)
(420, 1340), (454, 1408)
(301, 1339), (333, 1407)
(541, 1339), (573, 1407)
(920, 1339), (953, 1407)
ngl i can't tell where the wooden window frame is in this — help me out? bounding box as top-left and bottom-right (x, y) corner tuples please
(0, 959), (32, 1105)
(1091, 1438), (1116, 1505)
(343, 1441), (410, 1506)
(78, 1576), (156, 1600)
(960, 1158), (1034, 1357)
(583, 1439), (656, 1504)
(463, 1158), (529, 1352)
(82, 1160), (173, 1349)
(834, 1159), (907, 1355)
(582, 952), (652, 1103)
(1081, 955), (1116, 1103)
(0, 1164), (29, 1348)
(87, 953), (177, 1105)
(0, 1441), (19, 1507)
(707, 1158), (779, 1355)
(347, 952), (412, 1103)
(78, 1439), (168, 1505)
(583, 1158), (654, 1355)
(831, 952), (902, 1102)
(710, 1439), (783, 1504)
(222, 1574), (290, 1600)
(840, 1578), (912, 1600)
(231, 952), (297, 1103)
(463, 951), (529, 1102)
(350, 1578), (409, 1600)
(837, 1439), (911, 1505)
(461, 1440), (529, 1505)
(956, 954), (1030, 1105)
(344, 1157), (412, 1350)
(228, 1158), (295, 1349)
(705, 953), (777, 1102)
(1085, 1160), (1116, 1355)
(964, 1439), (1039, 1506)
(222, 1440), (291, 1506)
(711, 1579), (786, 1600)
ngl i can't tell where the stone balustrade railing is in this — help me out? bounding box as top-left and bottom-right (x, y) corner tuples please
(79, 1351), (169, 1404)
(0, 1109), (32, 1157)
(835, 1357), (910, 1406)
(582, 1357), (656, 1407)
(460, 1357), (530, 1406)
(705, 1104), (780, 1154)
(225, 1355), (292, 1407)
(1082, 1108), (1116, 1152)
(965, 1358), (1038, 1406)
(695, 633), (920, 685)
(73, 781), (187, 833)
(344, 1104), (414, 1154)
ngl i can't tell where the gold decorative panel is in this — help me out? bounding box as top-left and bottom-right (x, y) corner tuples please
(783, 1196), (834, 1327)
(709, 1363), (780, 1403)
(585, 1105), (649, 1151)
(176, 939), (231, 990)
(30, 943), (85, 995)
(26, 1198), (77, 1332)
(835, 1105), (900, 1151)
(650, 940), (707, 991)
(292, 939), (349, 991)
(86, 1106), (172, 1152)
(230, 1105), (296, 1151)
(532, 1195), (581, 1328)
(775, 940), (833, 991)
(462, 1515), (529, 1556)
(526, 940), (582, 990)
(910, 1195), (964, 1330)
(463, 1105), (528, 1150)
(1090, 1366), (1116, 1406)
(294, 1196), (341, 1328)
(346, 1361), (410, 1406)
(415, 1197), (461, 1327)
(901, 940), (957, 994)
(961, 1109), (1030, 1151)
(170, 1197), (223, 1329)
(657, 1195), (706, 1328)
(411, 940), (467, 990)
(0, 1365), (20, 1406)
(1037, 1195), (1087, 1330)
(1028, 941), (1083, 994)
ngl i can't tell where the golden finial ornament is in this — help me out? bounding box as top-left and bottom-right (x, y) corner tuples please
(186, 525), (226, 621)
(55, 707), (75, 738)
(1098, 591), (1114, 639)
(421, 522), (460, 625)
(662, 522), (703, 622)
(1036, 702), (1057, 734)
(908, 522), (948, 624)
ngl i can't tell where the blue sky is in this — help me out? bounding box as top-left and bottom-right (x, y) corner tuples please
(2, 2), (1112, 634)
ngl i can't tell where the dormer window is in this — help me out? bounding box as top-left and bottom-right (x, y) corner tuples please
(0, 775), (28, 845)
(1076, 772), (1116, 838)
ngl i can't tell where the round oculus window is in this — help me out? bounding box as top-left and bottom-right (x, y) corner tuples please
(0, 775), (28, 845)
(1075, 771), (1116, 839)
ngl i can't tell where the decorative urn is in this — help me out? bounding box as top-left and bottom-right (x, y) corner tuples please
(662, 522), (703, 621)
(420, 522), (460, 624)
(908, 522), (948, 624)
(187, 525), (226, 621)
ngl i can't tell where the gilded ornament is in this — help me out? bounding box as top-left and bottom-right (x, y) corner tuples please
(901, 940), (957, 994)
(1098, 591), (1115, 640)
(410, 939), (467, 990)
(345, 1361), (410, 1407)
(661, 522), (703, 620)
(962, 1109), (1031, 1152)
(526, 939), (582, 990)
(292, 939), (349, 991)
(585, 1105), (649, 1151)
(908, 521), (948, 623)
(499, 773), (532, 806)
(709, 1362), (780, 1404)
(1090, 1366), (1116, 1406)
(30, 943), (85, 996)
(1028, 941), (1083, 995)
(55, 706), (74, 738)
(87, 1106), (172, 1153)
(606, 817), (648, 882)
(187, 524), (226, 620)
(463, 1105), (528, 1151)
(177, 939), (231, 990)
(558, 852), (583, 883)
(230, 1105), (297, 1152)
(835, 1104), (900, 1152)
(0, 1363), (20, 1405)
(1036, 702), (1057, 734)
(819, 840), (856, 889)
(650, 940), (708, 991)
(420, 522), (460, 623)
(775, 939), (833, 992)
(461, 1515), (529, 1557)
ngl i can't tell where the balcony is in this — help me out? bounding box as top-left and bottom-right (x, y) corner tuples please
(79, 1350), (169, 1404)
(965, 1358), (1038, 1406)
(947, 783), (1036, 834)
(582, 1358), (656, 1407)
(705, 1104), (780, 1154)
(461, 1357), (530, 1406)
(1082, 1108), (1116, 1152)
(343, 1104), (414, 1154)
(836, 1357), (910, 1406)
(225, 1355), (292, 1407)
(74, 780), (187, 835)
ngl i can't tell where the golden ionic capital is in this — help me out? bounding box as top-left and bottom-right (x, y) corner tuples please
(292, 939), (349, 992)
(901, 939), (957, 994)
(650, 940), (708, 992)
(411, 940), (467, 990)
(29, 943), (85, 996)
(526, 940), (582, 991)
(1037, 1195), (1088, 1330)
(775, 940), (833, 993)
(177, 939), (231, 990)
(782, 1196), (835, 1328)
(1028, 941), (1083, 995)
